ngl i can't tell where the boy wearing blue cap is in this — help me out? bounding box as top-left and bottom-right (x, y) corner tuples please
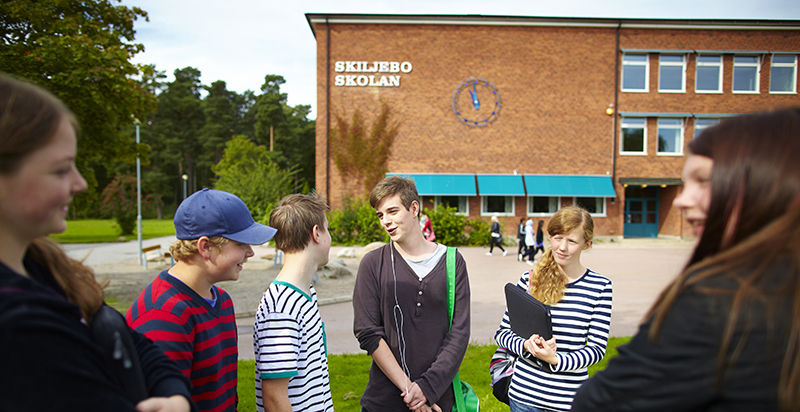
(253, 194), (334, 412)
(127, 188), (276, 412)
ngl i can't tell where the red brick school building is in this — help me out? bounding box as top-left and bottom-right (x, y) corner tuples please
(306, 14), (800, 239)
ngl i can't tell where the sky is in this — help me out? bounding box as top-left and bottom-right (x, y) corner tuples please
(119, 0), (800, 119)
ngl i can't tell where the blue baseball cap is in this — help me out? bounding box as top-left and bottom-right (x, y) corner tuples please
(174, 188), (276, 244)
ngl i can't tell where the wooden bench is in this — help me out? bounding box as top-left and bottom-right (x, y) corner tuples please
(141, 244), (174, 269)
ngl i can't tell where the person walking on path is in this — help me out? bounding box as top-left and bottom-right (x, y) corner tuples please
(522, 219), (535, 265)
(127, 188), (276, 412)
(572, 107), (800, 412)
(254, 194), (334, 412)
(523, 220), (546, 264)
(420, 211), (435, 242)
(353, 176), (471, 412)
(516, 218), (527, 261)
(496, 206), (613, 412)
(0, 74), (194, 412)
(488, 215), (507, 256)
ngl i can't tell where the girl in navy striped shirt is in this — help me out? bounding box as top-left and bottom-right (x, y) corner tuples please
(496, 206), (613, 412)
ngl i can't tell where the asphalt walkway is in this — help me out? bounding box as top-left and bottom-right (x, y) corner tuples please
(239, 239), (694, 358)
(63, 236), (695, 358)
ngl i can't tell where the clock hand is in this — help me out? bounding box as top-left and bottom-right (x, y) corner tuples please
(469, 81), (480, 110)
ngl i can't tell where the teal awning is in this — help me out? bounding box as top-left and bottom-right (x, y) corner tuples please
(524, 175), (616, 197)
(386, 173), (476, 196)
(476, 174), (525, 196)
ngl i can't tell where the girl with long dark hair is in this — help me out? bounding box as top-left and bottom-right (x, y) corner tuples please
(573, 107), (800, 411)
(0, 74), (194, 411)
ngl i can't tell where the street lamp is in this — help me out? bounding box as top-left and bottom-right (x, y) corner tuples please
(134, 118), (143, 266)
(182, 174), (188, 200)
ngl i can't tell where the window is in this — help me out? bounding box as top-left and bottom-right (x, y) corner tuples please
(695, 55), (723, 93)
(770, 55), (797, 93)
(528, 196), (560, 215)
(733, 55), (760, 93)
(481, 196), (514, 216)
(434, 196), (468, 215)
(573, 197), (606, 216)
(693, 118), (719, 139)
(620, 117), (646, 155)
(659, 55), (686, 92)
(657, 118), (684, 155)
(622, 54), (648, 92)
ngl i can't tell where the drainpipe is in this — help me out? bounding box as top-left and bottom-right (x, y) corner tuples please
(612, 21), (620, 186)
(325, 16), (331, 203)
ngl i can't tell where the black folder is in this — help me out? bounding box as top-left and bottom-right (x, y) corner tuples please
(504, 283), (553, 340)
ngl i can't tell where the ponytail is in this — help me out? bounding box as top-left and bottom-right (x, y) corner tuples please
(528, 248), (567, 304)
(27, 238), (105, 323)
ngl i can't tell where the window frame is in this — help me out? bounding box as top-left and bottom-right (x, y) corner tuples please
(481, 196), (515, 217)
(434, 195), (469, 216)
(527, 196), (561, 217)
(620, 117), (648, 156)
(695, 54), (723, 93)
(693, 118), (719, 139)
(658, 54), (686, 93)
(656, 118), (684, 156)
(621, 53), (649, 93)
(732, 55), (761, 94)
(572, 197), (607, 217)
(769, 54), (797, 94)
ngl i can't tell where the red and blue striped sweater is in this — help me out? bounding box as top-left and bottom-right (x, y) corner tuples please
(127, 271), (238, 412)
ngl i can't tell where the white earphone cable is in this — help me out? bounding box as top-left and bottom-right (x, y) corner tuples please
(390, 242), (411, 396)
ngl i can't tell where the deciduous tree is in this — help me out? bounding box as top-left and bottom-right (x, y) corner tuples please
(0, 0), (155, 200)
(212, 136), (296, 223)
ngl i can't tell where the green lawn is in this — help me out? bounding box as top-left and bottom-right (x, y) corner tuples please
(49, 219), (175, 243)
(237, 337), (631, 412)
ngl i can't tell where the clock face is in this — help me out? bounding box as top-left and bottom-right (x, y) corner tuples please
(452, 77), (501, 127)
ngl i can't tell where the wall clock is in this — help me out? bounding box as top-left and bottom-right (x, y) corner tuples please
(451, 77), (501, 127)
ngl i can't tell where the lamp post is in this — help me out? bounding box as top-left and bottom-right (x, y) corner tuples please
(182, 174), (188, 200)
(134, 118), (143, 266)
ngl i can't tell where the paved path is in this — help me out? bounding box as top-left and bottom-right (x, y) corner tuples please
(62, 236), (694, 358)
(238, 239), (694, 358)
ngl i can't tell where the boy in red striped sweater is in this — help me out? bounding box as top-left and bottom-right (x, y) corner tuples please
(127, 189), (276, 412)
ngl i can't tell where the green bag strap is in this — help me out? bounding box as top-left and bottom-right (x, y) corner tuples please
(447, 247), (456, 328)
(446, 247), (467, 412)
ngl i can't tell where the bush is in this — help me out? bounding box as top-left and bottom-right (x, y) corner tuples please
(466, 217), (492, 246)
(328, 197), (388, 245)
(426, 205), (468, 246)
(101, 176), (137, 235)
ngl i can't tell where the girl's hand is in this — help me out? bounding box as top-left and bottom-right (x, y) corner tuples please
(530, 335), (559, 366)
(136, 395), (191, 412)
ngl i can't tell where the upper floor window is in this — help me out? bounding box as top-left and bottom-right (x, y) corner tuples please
(693, 118), (719, 139)
(733, 55), (760, 93)
(620, 117), (647, 155)
(481, 196), (514, 216)
(770, 55), (797, 93)
(695, 55), (723, 93)
(528, 196), (560, 216)
(657, 118), (684, 155)
(659, 55), (686, 92)
(435, 196), (468, 215)
(622, 54), (648, 92)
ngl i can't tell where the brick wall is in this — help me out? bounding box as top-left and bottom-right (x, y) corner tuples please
(312, 18), (800, 238)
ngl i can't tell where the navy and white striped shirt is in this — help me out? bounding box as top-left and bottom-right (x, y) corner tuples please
(253, 281), (333, 412)
(496, 269), (613, 411)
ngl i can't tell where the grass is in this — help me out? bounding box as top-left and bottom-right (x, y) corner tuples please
(236, 337), (632, 412)
(49, 219), (175, 243)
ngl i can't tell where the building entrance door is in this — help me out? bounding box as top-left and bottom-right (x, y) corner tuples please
(624, 186), (659, 237)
